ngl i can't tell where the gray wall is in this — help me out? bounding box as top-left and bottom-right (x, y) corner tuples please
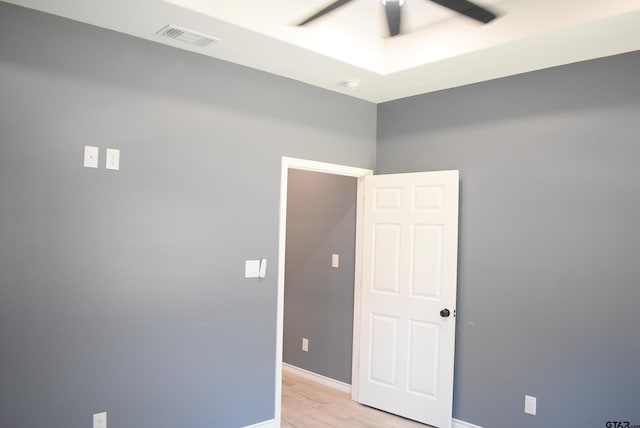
(377, 51), (640, 428)
(0, 3), (375, 428)
(283, 169), (357, 384)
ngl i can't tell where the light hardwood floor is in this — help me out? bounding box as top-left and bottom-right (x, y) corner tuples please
(281, 369), (433, 428)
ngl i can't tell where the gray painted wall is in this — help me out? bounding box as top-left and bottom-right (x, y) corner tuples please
(377, 51), (640, 428)
(283, 169), (357, 384)
(0, 3), (375, 428)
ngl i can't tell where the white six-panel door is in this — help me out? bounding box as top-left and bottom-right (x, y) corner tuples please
(356, 171), (459, 428)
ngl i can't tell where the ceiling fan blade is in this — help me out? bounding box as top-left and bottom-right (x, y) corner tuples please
(428, 0), (497, 23)
(384, 1), (402, 37)
(298, 0), (356, 26)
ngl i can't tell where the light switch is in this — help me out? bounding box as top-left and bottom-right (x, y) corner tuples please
(105, 148), (120, 170)
(524, 395), (537, 415)
(331, 254), (339, 268)
(84, 146), (99, 168)
(245, 260), (260, 278)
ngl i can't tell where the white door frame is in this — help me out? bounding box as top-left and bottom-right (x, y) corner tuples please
(274, 157), (373, 426)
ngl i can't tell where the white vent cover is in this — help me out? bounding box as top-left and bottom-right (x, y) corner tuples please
(156, 25), (220, 48)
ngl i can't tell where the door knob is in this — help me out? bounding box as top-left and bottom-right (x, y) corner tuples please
(440, 309), (450, 318)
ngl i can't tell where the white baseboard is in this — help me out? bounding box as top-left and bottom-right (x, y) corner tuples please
(282, 363), (351, 394)
(452, 418), (484, 428)
(242, 419), (275, 428)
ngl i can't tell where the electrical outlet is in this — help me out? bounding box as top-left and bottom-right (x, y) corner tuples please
(302, 338), (309, 352)
(84, 146), (99, 168)
(524, 395), (537, 415)
(93, 412), (107, 428)
(331, 254), (339, 268)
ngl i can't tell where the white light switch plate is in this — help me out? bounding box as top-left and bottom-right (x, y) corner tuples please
(84, 146), (99, 168)
(524, 395), (537, 415)
(93, 412), (107, 428)
(245, 260), (260, 278)
(105, 148), (120, 170)
(331, 254), (339, 268)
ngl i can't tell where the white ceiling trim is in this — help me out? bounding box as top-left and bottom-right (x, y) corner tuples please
(5, 0), (640, 102)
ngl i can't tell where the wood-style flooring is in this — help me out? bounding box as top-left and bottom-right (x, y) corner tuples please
(281, 369), (433, 428)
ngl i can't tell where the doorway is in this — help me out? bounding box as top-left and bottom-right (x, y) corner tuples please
(274, 157), (373, 426)
(275, 158), (460, 428)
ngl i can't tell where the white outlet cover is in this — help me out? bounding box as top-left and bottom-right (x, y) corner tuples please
(302, 338), (309, 352)
(331, 254), (339, 268)
(105, 148), (120, 170)
(93, 412), (107, 428)
(84, 146), (99, 168)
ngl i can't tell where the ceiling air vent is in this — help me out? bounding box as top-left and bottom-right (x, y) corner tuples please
(156, 25), (220, 48)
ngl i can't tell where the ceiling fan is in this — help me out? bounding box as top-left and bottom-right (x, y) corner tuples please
(298, 0), (498, 37)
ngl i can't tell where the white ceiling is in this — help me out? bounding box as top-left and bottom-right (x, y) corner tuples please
(5, 0), (640, 102)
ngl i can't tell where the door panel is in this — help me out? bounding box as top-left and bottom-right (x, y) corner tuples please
(369, 314), (399, 386)
(408, 320), (439, 398)
(373, 224), (401, 293)
(357, 171), (459, 428)
(411, 224), (443, 298)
